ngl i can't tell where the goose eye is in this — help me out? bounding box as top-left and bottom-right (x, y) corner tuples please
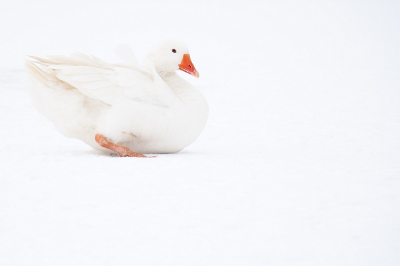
(172, 49), (176, 53)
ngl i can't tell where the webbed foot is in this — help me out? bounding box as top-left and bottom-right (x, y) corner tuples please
(95, 134), (155, 158)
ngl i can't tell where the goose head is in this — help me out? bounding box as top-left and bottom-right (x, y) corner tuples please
(147, 38), (199, 78)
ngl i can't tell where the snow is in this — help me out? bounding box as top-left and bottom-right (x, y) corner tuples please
(1, 0), (400, 265)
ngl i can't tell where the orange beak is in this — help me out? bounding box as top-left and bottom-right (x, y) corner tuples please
(179, 54), (199, 78)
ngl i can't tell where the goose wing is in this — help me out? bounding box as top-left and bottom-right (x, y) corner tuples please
(29, 51), (177, 108)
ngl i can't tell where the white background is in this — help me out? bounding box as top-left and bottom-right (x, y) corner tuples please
(1, 0), (399, 265)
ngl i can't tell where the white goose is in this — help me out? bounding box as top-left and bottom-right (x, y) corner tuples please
(25, 39), (209, 157)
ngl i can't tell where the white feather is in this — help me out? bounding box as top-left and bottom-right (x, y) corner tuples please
(25, 39), (209, 154)
(115, 44), (139, 65)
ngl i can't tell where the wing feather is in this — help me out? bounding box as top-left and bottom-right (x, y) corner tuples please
(29, 50), (177, 107)
(115, 44), (139, 65)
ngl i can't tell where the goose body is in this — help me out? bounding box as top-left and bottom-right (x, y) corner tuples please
(25, 39), (208, 156)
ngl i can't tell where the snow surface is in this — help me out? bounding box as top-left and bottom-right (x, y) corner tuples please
(1, 0), (400, 265)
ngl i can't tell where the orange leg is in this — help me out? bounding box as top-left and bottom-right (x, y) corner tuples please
(95, 134), (155, 158)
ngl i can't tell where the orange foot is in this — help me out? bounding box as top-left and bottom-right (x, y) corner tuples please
(95, 134), (155, 158)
